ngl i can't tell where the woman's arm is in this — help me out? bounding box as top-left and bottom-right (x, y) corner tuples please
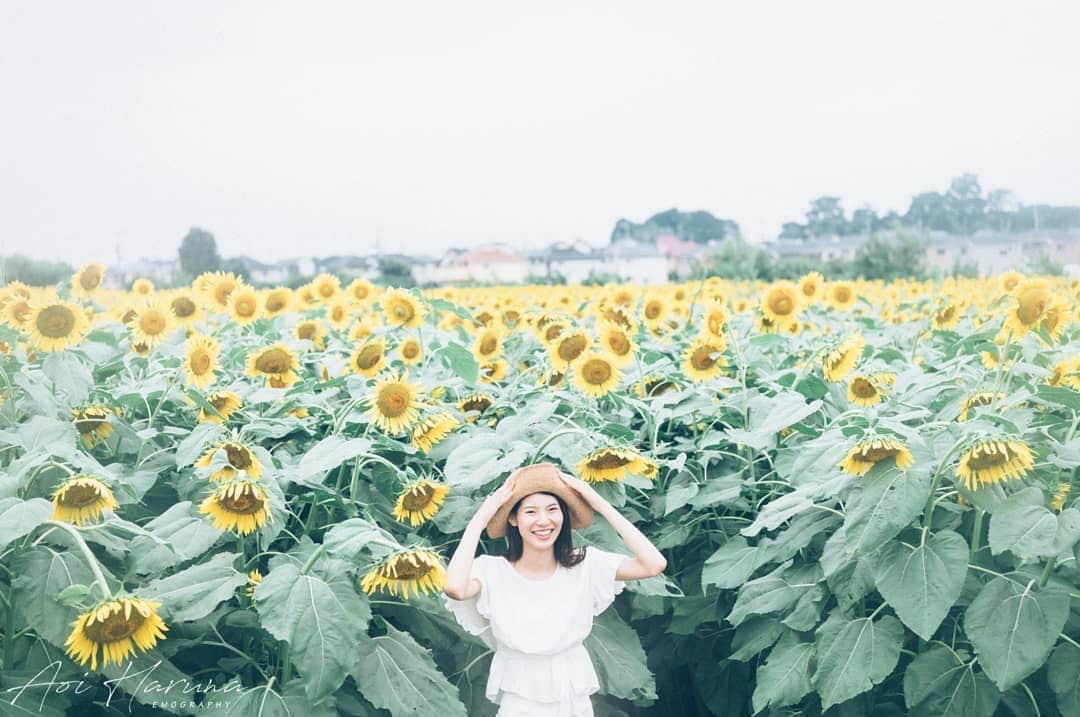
(443, 475), (517, 600)
(559, 473), (667, 580)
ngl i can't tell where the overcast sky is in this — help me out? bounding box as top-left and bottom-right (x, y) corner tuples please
(2, 1), (1078, 266)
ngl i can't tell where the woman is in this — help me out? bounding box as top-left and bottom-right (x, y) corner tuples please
(443, 462), (667, 716)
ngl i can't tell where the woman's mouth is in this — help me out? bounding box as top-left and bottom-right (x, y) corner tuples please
(531, 528), (554, 539)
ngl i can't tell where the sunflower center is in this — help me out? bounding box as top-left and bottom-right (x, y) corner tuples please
(606, 332), (630, 355)
(255, 348), (291, 374)
(391, 302), (414, 322)
(36, 305), (77, 338)
(582, 358), (613, 384)
(74, 414), (107, 434)
(60, 482), (105, 507)
(402, 342), (420, 359)
(139, 311), (167, 336)
(235, 297), (256, 317)
(266, 293), (287, 312)
(691, 345), (718, 370)
(297, 323), (317, 340)
(79, 267), (103, 290)
(385, 557), (434, 580)
(557, 335), (587, 362)
(209, 394), (233, 411)
(936, 306), (956, 323)
(588, 452), (633, 470)
(377, 385), (411, 417)
(544, 325), (564, 342)
(707, 314), (724, 336)
(190, 349), (212, 373)
(355, 344), (384, 370)
(83, 609), (146, 643)
(218, 488), (265, 514)
(479, 335), (498, 356)
(213, 283), (236, 307)
(1016, 287), (1050, 325)
(224, 444), (253, 469)
(171, 297), (196, 318)
(644, 301), (662, 320)
(833, 287), (852, 303)
(857, 446), (899, 462)
(966, 446), (1010, 470)
(850, 377), (878, 398)
(331, 306), (346, 322)
(462, 396), (491, 412)
(402, 484), (436, 510)
(768, 292), (795, 316)
(12, 301), (32, 323)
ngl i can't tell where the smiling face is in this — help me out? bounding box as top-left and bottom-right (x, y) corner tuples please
(508, 492), (564, 551)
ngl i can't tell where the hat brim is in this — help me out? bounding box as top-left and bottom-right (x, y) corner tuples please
(485, 463), (594, 539)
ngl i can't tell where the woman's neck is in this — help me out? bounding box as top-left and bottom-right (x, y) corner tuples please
(516, 544), (557, 573)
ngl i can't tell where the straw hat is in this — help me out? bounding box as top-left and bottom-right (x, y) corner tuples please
(485, 462), (594, 539)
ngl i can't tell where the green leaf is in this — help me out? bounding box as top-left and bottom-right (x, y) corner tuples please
(443, 435), (530, 490)
(436, 343), (479, 383)
(725, 392), (822, 451)
(1035, 383), (1080, 411)
(843, 462), (933, 556)
(198, 679), (337, 717)
(663, 472), (699, 516)
(55, 583), (93, 608)
(144, 552), (246, 623)
(352, 620), (468, 717)
(256, 562), (370, 703)
(12, 545), (98, 645)
(129, 501), (223, 575)
(1047, 642), (1080, 717)
(584, 610), (657, 703)
(964, 575), (1070, 691)
(701, 536), (761, 591)
(729, 616), (787, 661)
(0, 498), (52, 552)
(175, 422), (222, 468)
(989, 504), (1058, 561)
(903, 645), (1000, 717)
(727, 562), (821, 627)
(322, 518), (398, 562)
(296, 436), (372, 481)
(874, 530), (967, 640)
(1053, 508), (1080, 556)
(752, 633), (814, 713)
(812, 610), (904, 710)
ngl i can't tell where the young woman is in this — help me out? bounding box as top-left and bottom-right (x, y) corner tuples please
(443, 462), (667, 716)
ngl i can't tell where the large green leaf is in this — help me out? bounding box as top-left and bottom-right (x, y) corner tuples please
(351, 619), (468, 717)
(584, 610), (657, 703)
(443, 434), (531, 490)
(874, 530), (967, 640)
(989, 504), (1058, 561)
(964, 575), (1071, 691)
(0, 498), (52, 552)
(843, 462), (933, 556)
(435, 342), (479, 383)
(725, 392), (822, 451)
(701, 536), (762, 591)
(143, 552), (246, 623)
(751, 633), (814, 713)
(729, 616), (787, 661)
(128, 501), (223, 575)
(199, 679), (337, 717)
(295, 436), (372, 481)
(255, 562), (370, 703)
(1047, 642), (1080, 717)
(902, 645), (1000, 717)
(11, 545), (98, 645)
(322, 517), (398, 562)
(812, 610), (904, 710)
(175, 422), (223, 468)
(727, 563), (821, 627)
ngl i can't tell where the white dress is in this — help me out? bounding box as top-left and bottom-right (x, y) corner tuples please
(444, 548), (628, 717)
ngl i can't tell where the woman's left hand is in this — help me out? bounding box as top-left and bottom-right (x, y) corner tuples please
(558, 472), (607, 510)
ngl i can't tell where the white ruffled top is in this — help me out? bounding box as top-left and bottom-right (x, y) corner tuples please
(444, 548), (628, 708)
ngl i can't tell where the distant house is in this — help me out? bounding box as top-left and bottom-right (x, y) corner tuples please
(655, 234), (708, 279)
(431, 244), (529, 284)
(110, 257), (180, 288)
(528, 241), (607, 283)
(764, 235), (864, 263)
(601, 239), (668, 284)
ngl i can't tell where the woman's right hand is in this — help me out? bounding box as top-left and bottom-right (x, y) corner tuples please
(474, 474), (517, 523)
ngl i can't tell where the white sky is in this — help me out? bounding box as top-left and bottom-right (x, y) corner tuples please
(1, 1), (1078, 266)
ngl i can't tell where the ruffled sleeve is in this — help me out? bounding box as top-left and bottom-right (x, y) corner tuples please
(588, 548), (628, 616)
(444, 556), (496, 649)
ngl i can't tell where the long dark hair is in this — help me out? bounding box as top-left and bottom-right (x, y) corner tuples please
(502, 491), (586, 568)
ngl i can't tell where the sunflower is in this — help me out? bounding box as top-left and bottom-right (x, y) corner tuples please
(324, 300), (352, 331)
(195, 441), (263, 482)
(71, 263), (106, 298)
(381, 288), (425, 329)
(392, 479), (452, 526)
(65, 596), (168, 670)
(182, 333), (219, 389)
(347, 277), (375, 304)
(226, 285), (261, 326)
(1038, 301), (1071, 344)
(641, 293), (667, 329)
(246, 570), (262, 600)
(822, 335), (865, 382)
(932, 303), (961, 330)
(262, 288), (294, 317)
(202, 271), (242, 312)
(27, 301), (89, 352)
(956, 439), (1035, 490)
(847, 374), (891, 407)
(294, 320), (327, 349)
(409, 412), (458, 453)
(131, 278), (155, 295)
(73, 406), (116, 447)
(367, 372), (422, 435)
(473, 326), (504, 362)
(597, 323), (635, 366)
(549, 330), (589, 370)
(838, 436), (915, 476)
(199, 480), (273, 535)
(245, 343), (301, 388)
(999, 271), (1024, 294)
(576, 446), (647, 482)
(459, 393), (494, 419)
(51, 475), (119, 524)
(1051, 483), (1071, 512)
(798, 272), (824, 303)
(198, 391), (243, 423)
(700, 300), (727, 341)
(168, 292), (203, 327)
(539, 320), (568, 345)
(360, 548), (446, 598)
(349, 338), (387, 377)
(478, 359), (507, 383)
(4, 296), (34, 330)
(827, 282), (857, 311)
(684, 336), (727, 382)
(761, 281), (801, 323)
(572, 352), (621, 397)
(635, 375), (679, 397)
(958, 392), (1003, 421)
(1047, 355), (1080, 390)
(1003, 280), (1052, 337)
(311, 273), (341, 304)
(128, 300), (175, 348)
(398, 337), (423, 365)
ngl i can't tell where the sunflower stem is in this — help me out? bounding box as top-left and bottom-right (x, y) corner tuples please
(969, 508), (984, 562)
(280, 644), (292, 684)
(300, 544), (327, 576)
(43, 521), (111, 600)
(3, 583), (14, 669)
(1038, 557), (1056, 588)
(921, 438), (967, 529)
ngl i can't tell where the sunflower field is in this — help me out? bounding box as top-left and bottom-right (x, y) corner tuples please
(0, 266), (1078, 716)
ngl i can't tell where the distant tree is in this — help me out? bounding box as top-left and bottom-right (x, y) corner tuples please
(691, 237), (765, 279)
(0, 255), (74, 287)
(904, 191), (951, 232)
(178, 227), (221, 276)
(1027, 249), (1064, 276)
(219, 257), (250, 283)
(850, 207), (879, 235)
(376, 257), (416, 287)
(610, 209), (740, 244)
(805, 197), (848, 236)
(778, 222), (808, 240)
(950, 258), (980, 278)
(850, 231), (928, 280)
(946, 173), (986, 234)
